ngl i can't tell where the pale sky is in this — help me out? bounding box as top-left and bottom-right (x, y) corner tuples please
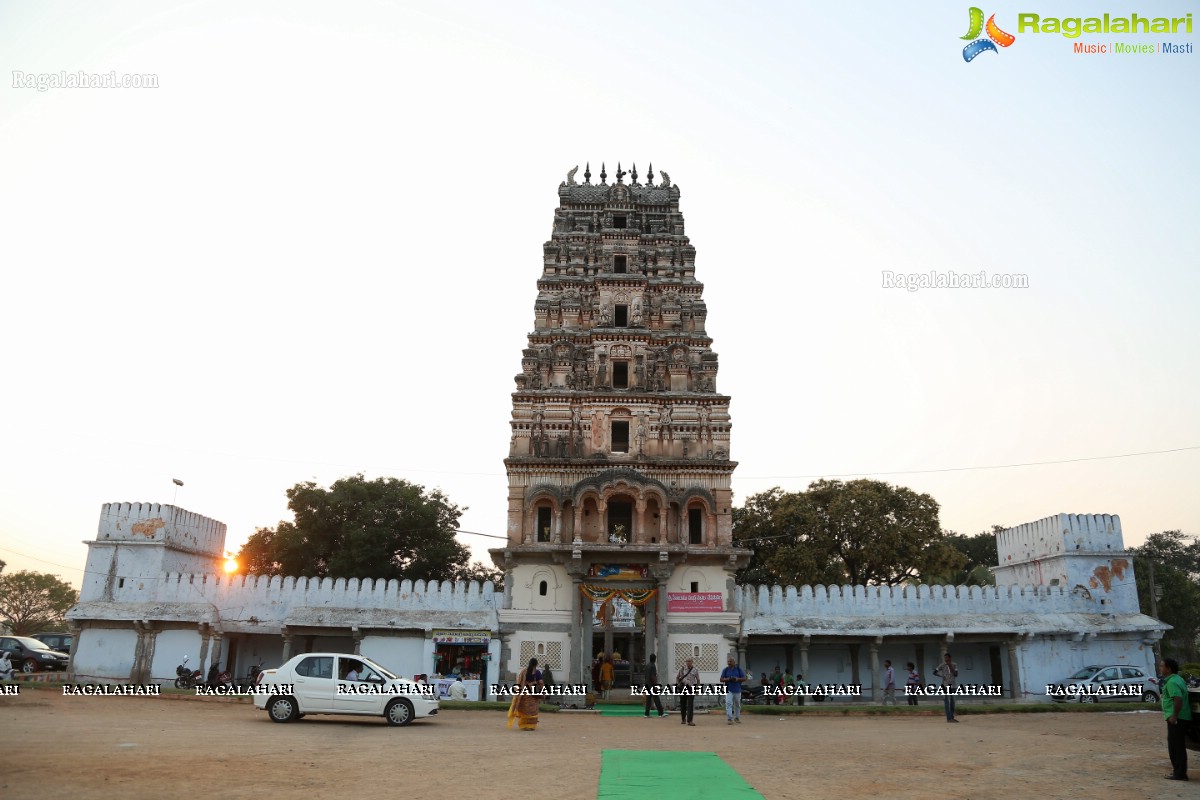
(1, 0), (1197, 589)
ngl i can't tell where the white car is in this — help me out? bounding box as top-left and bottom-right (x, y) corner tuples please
(253, 653), (439, 726)
(1049, 664), (1159, 703)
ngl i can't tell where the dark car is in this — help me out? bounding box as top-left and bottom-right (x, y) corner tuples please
(0, 635), (71, 673)
(33, 632), (73, 653)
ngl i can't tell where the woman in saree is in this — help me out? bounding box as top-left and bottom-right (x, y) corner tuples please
(507, 657), (543, 731)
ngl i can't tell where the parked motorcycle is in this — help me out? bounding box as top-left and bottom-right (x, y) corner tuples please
(206, 663), (233, 689)
(235, 661), (265, 690)
(174, 655), (203, 689)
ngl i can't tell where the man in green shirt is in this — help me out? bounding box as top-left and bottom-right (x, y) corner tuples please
(1160, 657), (1192, 781)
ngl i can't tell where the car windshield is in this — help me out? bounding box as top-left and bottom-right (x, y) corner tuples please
(359, 657), (398, 680)
(14, 636), (52, 650)
(1070, 666), (1101, 680)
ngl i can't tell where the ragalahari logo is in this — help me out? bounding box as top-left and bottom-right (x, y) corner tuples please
(962, 7), (1016, 61)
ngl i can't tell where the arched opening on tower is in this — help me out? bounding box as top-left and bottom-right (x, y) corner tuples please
(607, 497), (634, 543)
(688, 506), (703, 545)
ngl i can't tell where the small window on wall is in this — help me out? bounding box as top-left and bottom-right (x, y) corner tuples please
(613, 215), (627, 229)
(539, 581), (548, 596)
(612, 421), (629, 453)
(688, 508), (703, 544)
(614, 255), (627, 273)
(690, 581), (699, 593)
(615, 305), (628, 327)
(613, 362), (629, 388)
(537, 506), (551, 542)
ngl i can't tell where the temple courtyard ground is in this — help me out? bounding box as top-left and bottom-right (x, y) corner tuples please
(1, 688), (1193, 799)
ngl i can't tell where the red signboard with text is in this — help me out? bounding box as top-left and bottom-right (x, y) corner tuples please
(667, 592), (723, 612)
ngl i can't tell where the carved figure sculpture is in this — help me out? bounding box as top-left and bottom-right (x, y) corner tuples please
(566, 165), (578, 185)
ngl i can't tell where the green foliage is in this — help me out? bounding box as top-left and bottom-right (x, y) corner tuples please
(0, 570), (79, 634)
(924, 528), (1002, 586)
(1131, 530), (1200, 662)
(733, 479), (965, 587)
(235, 474), (495, 584)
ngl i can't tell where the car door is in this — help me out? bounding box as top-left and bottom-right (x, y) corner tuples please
(1093, 666), (1120, 698)
(1120, 667), (1146, 701)
(291, 656), (337, 712)
(333, 658), (385, 715)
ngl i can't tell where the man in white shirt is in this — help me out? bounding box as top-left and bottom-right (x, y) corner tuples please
(882, 659), (896, 706)
(448, 676), (469, 701)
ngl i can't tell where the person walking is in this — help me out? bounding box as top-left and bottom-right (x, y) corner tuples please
(1161, 657), (1192, 781)
(905, 662), (921, 706)
(643, 653), (665, 718)
(506, 657), (544, 731)
(882, 659), (896, 706)
(934, 653), (959, 722)
(599, 654), (614, 700)
(677, 657), (701, 726)
(720, 656), (747, 724)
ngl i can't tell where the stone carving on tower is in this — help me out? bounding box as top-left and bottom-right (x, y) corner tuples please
(492, 164), (749, 684)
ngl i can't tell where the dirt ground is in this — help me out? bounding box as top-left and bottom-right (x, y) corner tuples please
(1, 688), (1194, 799)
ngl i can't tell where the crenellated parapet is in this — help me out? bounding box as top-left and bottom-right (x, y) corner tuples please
(112, 572), (499, 609)
(738, 582), (1100, 618)
(96, 502), (226, 557)
(996, 513), (1123, 565)
(993, 513), (1137, 614)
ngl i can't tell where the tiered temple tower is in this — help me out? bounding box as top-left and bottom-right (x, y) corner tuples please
(492, 163), (750, 685)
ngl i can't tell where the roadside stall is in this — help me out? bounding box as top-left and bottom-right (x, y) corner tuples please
(431, 629), (490, 700)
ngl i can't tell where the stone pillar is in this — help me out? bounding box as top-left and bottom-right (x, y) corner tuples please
(197, 623), (212, 677)
(281, 627), (294, 662)
(655, 571), (670, 674)
(352, 626), (363, 655)
(634, 499), (647, 543)
(737, 637), (748, 667)
(1006, 640), (1021, 699)
(552, 507), (563, 544)
(568, 578), (583, 683)
(144, 625), (161, 684)
(210, 631), (224, 672)
(582, 586), (595, 677)
(848, 642), (861, 690)
(131, 622), (158, 684)
(706, 511), (717, 546)
(597, 500), (608, 540)
(659, 511), (668, 544)
(67, 621), (82, 675)
(573, 506), (584, 543)
(870, 637), (881, 703)
(799, 636), (811, 681)
(645, 594), (657, 663)
(130, 622), (146, 683)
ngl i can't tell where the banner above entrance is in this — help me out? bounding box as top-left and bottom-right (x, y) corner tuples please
(432, 629), (491, 645)
(668, 592), (723, 612)
(588, 564), (650, 580)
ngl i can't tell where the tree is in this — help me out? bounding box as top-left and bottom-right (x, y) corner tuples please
(1131, 530), (1200, 662)
(234, 474), (494, 583)
(733, 479), (965, 587)
(926, 527), (1002, 586)
(0, 570), (79, 634)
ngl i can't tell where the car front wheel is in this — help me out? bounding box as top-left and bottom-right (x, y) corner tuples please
(22, 659), (37, 674)
(1143, 691), (1160, 704)
(385, 698), (414, 726)
(268, 696), (298, 723)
